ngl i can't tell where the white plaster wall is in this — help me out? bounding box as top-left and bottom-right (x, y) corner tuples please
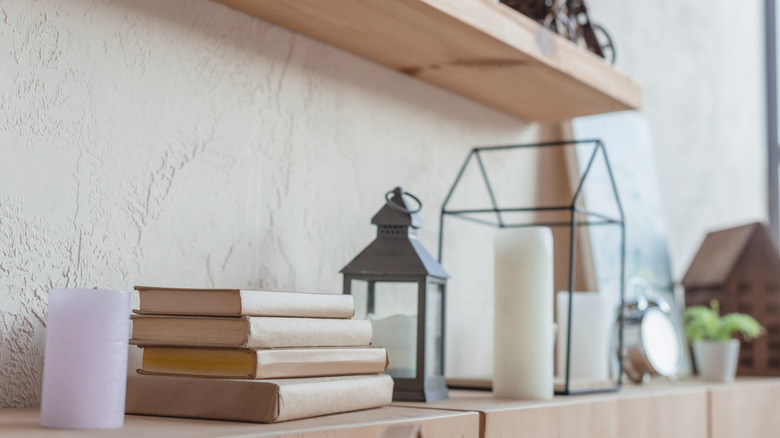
(587, 0), (768, 278)
(0, 0), (768, 407)
(0, 0), (550, 407)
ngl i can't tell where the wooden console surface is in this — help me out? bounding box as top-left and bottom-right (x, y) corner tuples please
(3, 379), (779, 437)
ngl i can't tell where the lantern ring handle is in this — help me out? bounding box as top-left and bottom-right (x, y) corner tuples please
(385, 190), (422, 214)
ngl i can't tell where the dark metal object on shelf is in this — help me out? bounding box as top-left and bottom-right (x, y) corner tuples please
(499, 0), (549, 21)
(589, 23), (616, 64)
(568, 0), (616, 63)
(341, 187), (449, 402)
(437, 140), (626, 395)
(498, 0), (616, 63)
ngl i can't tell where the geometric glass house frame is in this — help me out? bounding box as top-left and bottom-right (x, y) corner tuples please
(437, 139), (626, 395)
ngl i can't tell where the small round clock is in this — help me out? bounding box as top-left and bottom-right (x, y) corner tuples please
(620, 278), (683, 384)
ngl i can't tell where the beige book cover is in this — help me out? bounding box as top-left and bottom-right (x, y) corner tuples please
(139, 346), (388, 379)
(125, 374), (394, 423)
(131, 315), (373, 348)
(134, 286), (355, 318)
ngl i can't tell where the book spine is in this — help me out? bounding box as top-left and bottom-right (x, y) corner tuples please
(125, 374), (279, 422)
(130, 316), (250, 348)
(245, 318), (373, 348)
(125, 374), (393, 423)
(240, 291), (355, 318)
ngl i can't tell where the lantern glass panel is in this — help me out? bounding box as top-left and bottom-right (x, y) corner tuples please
(349, 279), (419, 379)
(425, 282), (444, 376)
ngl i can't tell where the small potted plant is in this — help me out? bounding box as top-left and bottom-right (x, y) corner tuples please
(683, 300), (764, 382)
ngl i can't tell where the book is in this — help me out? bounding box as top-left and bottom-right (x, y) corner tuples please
(130, 315), (373, 348)
(125, 374), (394, 423)
(134, 286), (355, 318)
(139, 346), (388, 379)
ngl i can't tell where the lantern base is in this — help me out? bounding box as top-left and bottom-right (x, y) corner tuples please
(392, 375), (449, 402)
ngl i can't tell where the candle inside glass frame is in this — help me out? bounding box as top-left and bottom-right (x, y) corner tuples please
(437, 140), (627, 396)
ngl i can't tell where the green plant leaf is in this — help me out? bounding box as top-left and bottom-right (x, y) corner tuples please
(718, 314), (764, 341)
(684, 304), (721, 341)
(683, 299), (765, 341)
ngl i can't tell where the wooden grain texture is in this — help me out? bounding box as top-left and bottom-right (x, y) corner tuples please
(0, 406), (479, 438)
(212, 0), (641, 122)
(709, 379), (780, 438)
(395, 383), (709, 438)
(6, 380), (780, 437)
(482, 389), (706, 438)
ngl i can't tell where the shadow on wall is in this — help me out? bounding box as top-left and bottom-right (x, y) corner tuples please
(106, 0), (528, 129)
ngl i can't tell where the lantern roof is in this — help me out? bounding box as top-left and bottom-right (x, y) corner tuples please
(341, 187), (449, 279)
(371, 187), (423, 229)
(340, 234), (449, 279)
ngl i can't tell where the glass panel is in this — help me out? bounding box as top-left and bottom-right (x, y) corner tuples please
(774, 1), (780, 237)
(773, 0), (780, 142)
(350, 280), (369, 320)
(349, 280), (418, 378)
(425, 282), (444, 376)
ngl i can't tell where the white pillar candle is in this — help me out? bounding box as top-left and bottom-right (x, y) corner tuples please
(493, 227), (553, 400)
(370, 314), (417, 378)
(40, 288), (131, 429)
(556, 291), (612, 382)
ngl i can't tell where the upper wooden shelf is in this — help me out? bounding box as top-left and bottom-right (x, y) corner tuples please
(214, 0), (642, 122)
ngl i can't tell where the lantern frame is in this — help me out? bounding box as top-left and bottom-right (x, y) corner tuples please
(341, 187), (449, 402)
(342, 274), (448, 402)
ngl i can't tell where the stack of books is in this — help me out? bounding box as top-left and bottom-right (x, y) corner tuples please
(125, 286), (392, 423)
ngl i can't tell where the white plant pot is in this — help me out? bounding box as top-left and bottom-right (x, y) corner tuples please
(692, 339), (740, 383)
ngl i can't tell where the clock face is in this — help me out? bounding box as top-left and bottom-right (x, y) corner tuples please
(641, 308), (682, 376)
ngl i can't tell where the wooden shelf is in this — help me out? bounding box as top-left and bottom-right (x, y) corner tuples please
(393, 378), (780, 438)
(214, 0), (642, 122)
(709, 379), (780, 438)
(5, 379), (780, 437)
(0, 406), (479, 437)
(395, 383), (709, 438)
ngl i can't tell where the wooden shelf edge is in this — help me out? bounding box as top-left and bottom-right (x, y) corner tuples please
(1, 407), (482, 438)
(215, 0), (642, 122)
(425, 0), (643, 110)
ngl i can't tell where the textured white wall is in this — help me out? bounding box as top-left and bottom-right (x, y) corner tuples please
(0, 0), (548, 407)
(0, 0), (768, 407)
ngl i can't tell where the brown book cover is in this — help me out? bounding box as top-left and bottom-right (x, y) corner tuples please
(139, 346), (388, 379)
(131, 315), (373, 348)
(134, 286), (355, 318)
(125, 374), (394, 423)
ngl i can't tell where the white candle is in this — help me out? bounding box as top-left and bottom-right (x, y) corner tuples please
(493, 227), (553, 400)
(369, 314), (417, 378)
(40, 288), (130, 429)
(556, 291), (612, 382)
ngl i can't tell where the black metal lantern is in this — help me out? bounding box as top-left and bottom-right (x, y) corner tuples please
(341, 187), (449, 402)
